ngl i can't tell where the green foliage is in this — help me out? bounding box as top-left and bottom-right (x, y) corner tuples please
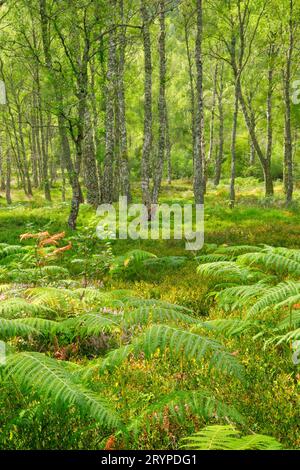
(0, 318), (39, 339)
(129, 391), (244, 434)
(4, 352), (122, 431)
(180, 425), (282, 450)
(99, 324), (244, 379)
(0, 233), (298, 450)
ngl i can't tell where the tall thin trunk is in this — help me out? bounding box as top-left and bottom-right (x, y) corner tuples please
(90, 58), (102, 199)
(102, 11), (117, 204)
(39, 0), (85, 228)
(236, 78), (274, 196)
(7, 101), (27, 194)
(0, 137), (5, 191)
(84, 109), (100, 206)
(214, 64), (224, 186)
(266, 43), (275, 184)
(16, 103), (33, 197)
(184, 14), (196, 169)
(31, 104), (39, 188)
(140, 0), (152, 210)
(205, 62), (218, 190)
(5, 149), (12, 205)
(230, 85), (239, 208)
(165, 105), (172, 184)
(283, 0), (294, 204)
(118, 0), (131, 201)
(152, 0), (166, 204)
(194, 0), (205, 205)
(249, 102), (256, 165)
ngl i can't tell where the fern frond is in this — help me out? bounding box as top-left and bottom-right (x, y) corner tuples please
(129, 390), (244, 434)
(25, 287), (79, 315)
(216, 283), (269, 312)
(99, 325), (244, 379)
(0, 298), (52, 319)
(271, 328), (300, 345)
(59, 313), (122, 336)
(180, 425), (282, 450)
(238, 252), (300, 277)
(19, 317), (59, 334)
(123, 306), (198, 327)
(4, 352), (122, 430)
(197, 261), (261, 286)
(201, 319), (259, 338)
(215, 245), (264, 256)
(248, 281), (300, 317)
(123, 298), (193, 313)
(196, 254), (233, 263)
(0, 284), (12, 294)
(0, 317), (39, 339)
(0, 244), (27, 259)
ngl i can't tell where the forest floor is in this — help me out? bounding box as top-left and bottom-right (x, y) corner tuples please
(0, 178), (299, 449)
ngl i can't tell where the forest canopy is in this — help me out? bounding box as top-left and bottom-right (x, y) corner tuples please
(0, 0), (299, 226)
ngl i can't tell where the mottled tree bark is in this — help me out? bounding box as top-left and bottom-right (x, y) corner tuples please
(39, 0), (86, 228)
(184, 13), (196, 169)
(152, 0), (166, 204)
(140, 0), (152, 211)
(102, 11), (117, 204)
(283, 0), (294, 204)
(230, 86), (239, 208)
(265, 41), (276, 185)
(17, 104), (33, 197)
(165, 105), (172, 184)
(194, 0), (205, 205)
(30, 103), (39, 188)
(7, 99), (27, 195)
(83, 109), (100, 207)
(5, 149), (12, 204)
(205, 62), (218, 190)
(214, 64), (224, 186)
(226, 1), (273, 197)
(118, 0), (131, 201)
(0, 137), (5, 191)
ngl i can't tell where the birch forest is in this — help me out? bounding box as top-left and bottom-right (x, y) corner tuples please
(0, 0), (299, 453)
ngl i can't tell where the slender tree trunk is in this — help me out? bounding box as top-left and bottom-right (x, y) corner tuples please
(39, 0), (86, 228)
(194, 0), (205, 205)
(118, 0), (131, 201)
(265, 47), (274, 192)
(5, 149), (12, 204)
(31, 104), (39, 188)
(141, 0), (152, 210)
(236, 78), (274, 196)
(152, 0), (166, 204)
(205, 62), (218, 191)
(102, 13), (117, 204)
(0, 137), (5, 191)
(165, 105), (172, 184)
(90, 58), (102, 199)
(214, 64), (224, 186)
(283, 0), (294, 204)
(184, 14), (196, 169)
(249, 106), (256, 166)
(16, 103), (33, 197)
(230, 85), (239, 208)
(83, 109), (100, 206)
(7, 102), (27, 194)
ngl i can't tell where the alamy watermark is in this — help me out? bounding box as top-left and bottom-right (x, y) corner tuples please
(292, 340), (300, 365)
(0, 341), (6, 366)
(95, 196), (204, 251)
(292, 80), (300, 104)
